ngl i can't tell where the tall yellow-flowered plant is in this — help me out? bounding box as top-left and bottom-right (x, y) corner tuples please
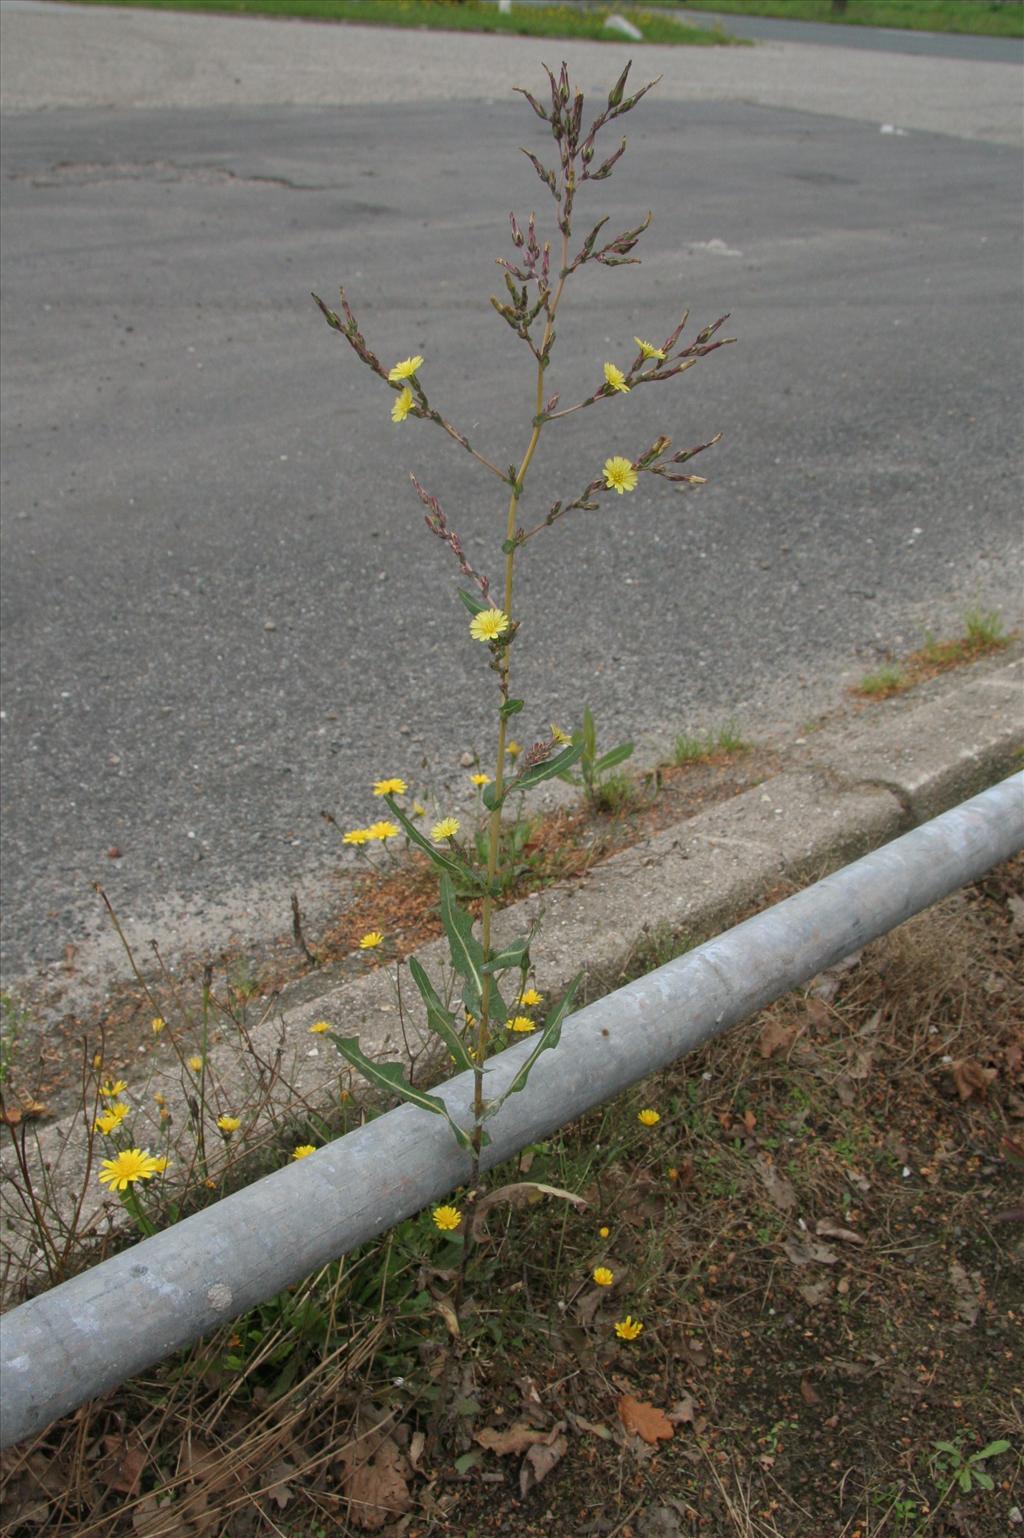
(313, 60), (731, 1182)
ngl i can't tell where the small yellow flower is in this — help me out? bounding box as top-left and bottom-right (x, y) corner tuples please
(151, 1017), (166, 1035)
(151, 1156), (169, 1174)
(373, 777), (407, 797)
(98, 1148), (163, 1192)
(431, 817), (460, 842)
(99, 1080), (127, 1099)
(412, 800), (426, 817)
(599, 1225), (610, 1239)
(593, 1267), (614, 1287)
(432, 1204), (462, 1231)
(187, 1055), (204, 1073)
(388, 354), (423, 382)
(309, 1020), (331, 1035)
(367, 820), (400, 841)
(667, 1167), (679, 1183)
(634, 337), (665, 360)
(507, 1015), (537, 1034)
(603, 361), (630, 394)
(105, 1101), (130, 1125)
(518, 988), (543, 1007)
(638, 1108), (661, 1127)
(470, 772), (492, 787)
(359, 931), (384, 950)
(469, 608), (510, 644)
(550, 724), (571, 745)
(292, 1144), (316, 1160)
(506, 740), (522, 759)
(217, 1115), (241, 1134)
(153, 1092), (166, 1107)
(391, 385), (414, 423)
(342, 827), (373, 846)
(614, 1315), (644, 1341)
(604, 456), (638, 495)
(94, 1111), (121, 1136)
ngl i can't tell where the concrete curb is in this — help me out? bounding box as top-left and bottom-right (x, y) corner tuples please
(2, 651), (1021, 1280)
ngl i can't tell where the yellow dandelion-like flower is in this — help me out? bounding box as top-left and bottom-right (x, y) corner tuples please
(292, 1144), (316, 1160)
(603, 361), (630, 394)
(98, 1148), (163, 1192)
(99, 1080), (127, 1099)
(432, 1205), (462, 1231)
(391, 385), (414, 423)
(367, 820), (400, 841)
(469, 608), (510, 644)
(412, 800), (426, 817)
(187, 1055), (204, 1073)
(217, 1115), (241, 1134)
(506, 739), (522, 759)
(638, 1108), (661, 1127)
(388, 355), (423, 382)
(507, 1015), (537, 1034)
(151, 1156), (169, 1174)
(343, 827), (373, 845)
(603, 456), (638, 495)
(94, 1111), (121, 1136)
(518, 988), (543, 1007)
(105, 1101), (130, 1125)
(599, 1225), (610, 1239)
(634, 337), (665, 360)
(470, 772), (492, 787)
(593, 1267), (615, 1287)
(359, 931), (384, 950)
(151, 1017), (166, 1035)
(431, 817), (460, 842)
(308, 1020), (331, 1035)
(373, 777), (407, 797)
(550, 724), (571, 745)
(614, 1315), (644, 1341)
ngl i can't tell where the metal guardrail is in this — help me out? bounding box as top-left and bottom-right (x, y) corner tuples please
(2, 772), (1022, 1448)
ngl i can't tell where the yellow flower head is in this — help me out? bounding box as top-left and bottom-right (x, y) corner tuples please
(187, 1055), (204, 1074)
(506, 740), (522, 759)
(593, 1266), (615, 1287)
(432, 1205), (462, 1232)
(367, 820), (400, 841)
(373, 777), (407, 797)
(470, 772), (492, 787)
(388, 355), (423, 382)
(94, 1110), (122, 1136)
(98, 1148), (163, 1192)
(599, 1225), (610, 1239)
(469, 608), (510, 644)
(391, 385), (414, 423)
(151, 1017), (166, 1035)
(308, 1020), (331, 1035)
(603, 361), (630, 394)
(614, 1315), (644, 1341)
(604, 456), (638, 495)
(518, 988), (543, 1007)
(292, 1144), (316, 1160)
(342, 827), (373, 846)
(412, 801), (426, 817)
(359, 931), (384, 950)
(153, 1091), (166, 1107)
(634, 337), (665, 360)
(431, 817), (460, 842)
(151, 1156), (169, 1174)
(507, 1015), (537, 1034)
(550, 724), (571, 745)
(217, 1115), (241, 1134)
(99, 1080), (127, 1099)
(638, 1108), (661, 1127)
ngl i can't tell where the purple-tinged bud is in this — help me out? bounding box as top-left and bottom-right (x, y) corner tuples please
(544, 394), (560, 414)
(509, 211), (524, 247)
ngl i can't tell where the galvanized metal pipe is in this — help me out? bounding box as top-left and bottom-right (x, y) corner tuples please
(2, 773), (1021, 1448)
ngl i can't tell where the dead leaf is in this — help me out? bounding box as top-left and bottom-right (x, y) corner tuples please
(617, 1396), (674, 1446)
(951, 1058), (997, 1101)
(668, 1395), (697, 1426)
(798, 1279), (831, 1306)
(783, 1234), (839, 1267)
(264, 1459), (297, 1510)
(803, 997), (831, 1030)
(949, 1259), (986, 1329)
(639, 1506), (684, 1538)
(101, 1433), (147, 1497)
(339, 1430), (412, 1532)
(754, 1154), (796, 1212)
(470, 1182), (586, 1239)
(519, 1431), (566, 1498)
(475, 1424), (552, 1457)
(759, 1019), (799, 1059)
(570, 1414), (614, 1441)
(1007, 893), (1024, 932)
(434, 1298), (460, 1338)
(799, 1377), (821, 1406)
(816, 1219), (865, 1246)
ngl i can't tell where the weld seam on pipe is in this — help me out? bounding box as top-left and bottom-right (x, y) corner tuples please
(2, 772), (1022, 1448)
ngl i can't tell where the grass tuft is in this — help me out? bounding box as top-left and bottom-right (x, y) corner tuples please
(672, 722), (752, 765)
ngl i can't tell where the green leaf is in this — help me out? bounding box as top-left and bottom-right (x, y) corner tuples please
(457, 588), (487, 617)
(501, 538), (517, 555)
(482, 938), (530, 975)
(974, 1440), (1010, 1461)
(482, 781), (504, 812)
(972, 1471), (993, 1491)
(500, 698), (524, 719)
(493, 973), (581, 1106)
(383, 795), (474, 885)
(407, 957), (474, 1074)
(583, 706), (596, 763)
(327, 1032), (472, 1150)
(957, 1469), (972, 1492)
(512, 741), (584, 794)
(594, 741), (634, 775)
(439, 876), (485, 1018)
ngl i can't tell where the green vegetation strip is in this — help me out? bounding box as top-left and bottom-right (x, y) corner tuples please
(659, 0), (1023, 39)
(57, 0), (741, 45)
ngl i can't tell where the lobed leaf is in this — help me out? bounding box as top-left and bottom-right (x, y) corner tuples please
(383, 795), (474, 885)
(408, 957), (474, 1074)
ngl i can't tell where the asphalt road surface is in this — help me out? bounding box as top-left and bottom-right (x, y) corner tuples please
(1, 4), (1022, 1001)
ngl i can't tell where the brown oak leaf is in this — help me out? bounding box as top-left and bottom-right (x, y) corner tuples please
(617, 1396), (674, 1446)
